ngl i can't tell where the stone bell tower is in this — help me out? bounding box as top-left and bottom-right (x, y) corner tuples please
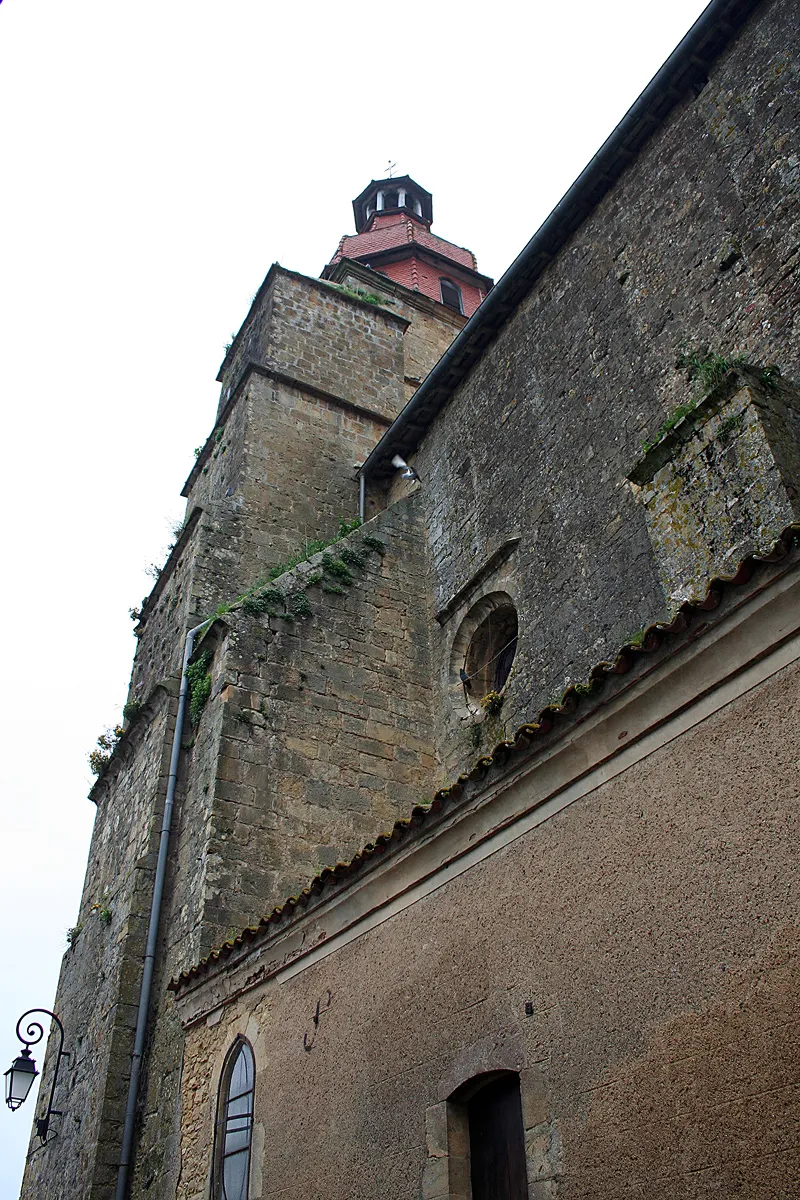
(19, 178), (490, 1200)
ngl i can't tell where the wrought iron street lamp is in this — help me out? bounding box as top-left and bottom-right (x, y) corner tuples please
(4, 1010), (69, 1144)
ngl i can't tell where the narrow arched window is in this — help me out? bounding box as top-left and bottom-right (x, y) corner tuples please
(440, 278), (463, 313)
(213, 1038), (255, 1200)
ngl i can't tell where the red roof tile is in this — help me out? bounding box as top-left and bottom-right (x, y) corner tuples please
(331, 216), (477, 272)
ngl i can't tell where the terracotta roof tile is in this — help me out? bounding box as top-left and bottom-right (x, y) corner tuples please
(331, 221), (476, 271)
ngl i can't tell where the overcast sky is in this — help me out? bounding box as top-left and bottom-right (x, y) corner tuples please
(0, 0), (710, 1192)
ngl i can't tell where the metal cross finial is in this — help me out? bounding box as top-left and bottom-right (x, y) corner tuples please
(385, 160), (397, 178)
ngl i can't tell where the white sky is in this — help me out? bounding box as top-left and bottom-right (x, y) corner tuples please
(0, 0), (710, 1192)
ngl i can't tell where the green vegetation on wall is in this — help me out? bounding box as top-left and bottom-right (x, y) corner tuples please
(187, 650), (213, 726)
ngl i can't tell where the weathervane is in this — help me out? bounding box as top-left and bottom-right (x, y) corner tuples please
(384, 160), (397, 178)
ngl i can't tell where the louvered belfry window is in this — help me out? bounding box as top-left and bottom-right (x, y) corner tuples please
(214, 1039), (255, 1200)
(440, 278), (464, 313)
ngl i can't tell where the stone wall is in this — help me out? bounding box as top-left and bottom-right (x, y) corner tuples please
(23, 4), (800, 1197)
(173, 590), (800, 1200)
(20, 689), (175, 1200)
(132, 290), (408, 702)
(629, 366), (800, 604)
(373, 0), (800, 777)
(332, 260), (468, 401)
(125, 497), (439, 1199)
(216, 268), (408, 422)
(24, 265), (443, 1200)
(183, 495), (437, 953)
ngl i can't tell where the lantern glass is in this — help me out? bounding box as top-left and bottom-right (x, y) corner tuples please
(4, 1050), (38, 1110)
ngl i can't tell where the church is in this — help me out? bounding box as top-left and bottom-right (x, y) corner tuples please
(17, 0), (800, 1197)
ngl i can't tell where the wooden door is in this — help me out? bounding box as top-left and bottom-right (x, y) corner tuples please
(468, 1075), (529, 1200)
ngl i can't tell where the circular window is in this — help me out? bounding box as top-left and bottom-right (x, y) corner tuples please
(451, 593), (519, 708)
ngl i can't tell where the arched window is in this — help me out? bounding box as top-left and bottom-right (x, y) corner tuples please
(213, 1038), (255, 1200)
(440, 278), (463, 314)
(464, 603), (518, 699)
(384, 190), (399, 209)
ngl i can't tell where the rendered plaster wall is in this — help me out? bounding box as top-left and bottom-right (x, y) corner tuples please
(19, 691), (175, 1200)
(385, 0), (800, 769)
(175, 652), (800, 1200)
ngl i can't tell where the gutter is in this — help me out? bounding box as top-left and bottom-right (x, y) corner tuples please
(114, 620), (207, 1200)
(359, 0), (763, 482)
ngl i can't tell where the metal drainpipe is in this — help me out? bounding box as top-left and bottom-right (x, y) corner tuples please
(358, 471), (366, 522)
(114, 620), (207, 1200)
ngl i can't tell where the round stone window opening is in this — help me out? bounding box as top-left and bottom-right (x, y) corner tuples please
(454, 595), (518, 706)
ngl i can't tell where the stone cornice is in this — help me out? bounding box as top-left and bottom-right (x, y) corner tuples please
(215, 263), (409, 384)
(180, 362), (393, 499)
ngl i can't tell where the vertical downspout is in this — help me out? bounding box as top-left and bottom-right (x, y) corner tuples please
(114, 620), (207, 1200)
(358, 470), (366, 523)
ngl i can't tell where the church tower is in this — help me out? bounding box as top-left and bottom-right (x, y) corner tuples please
(19, 180), (490, 1200)
(329, 174), (492, 317)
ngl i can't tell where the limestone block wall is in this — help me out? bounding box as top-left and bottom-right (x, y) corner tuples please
(133, 327), (401, 705)
(385, 0), (800, 767)
(216, 268), (408, 422)
(230, 371), (385, 577)
(190, 495), (438, 949)
(267, 272), (407, 420)
(124, 498), (438, 1200)
(629, 367), (800, 604)
(332, 262), (468, 400)
(20, 690), (175, 1200)
(173, 641), (800, 1200)
(128, 517), (205, 701)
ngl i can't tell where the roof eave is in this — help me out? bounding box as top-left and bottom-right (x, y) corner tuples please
(359, 0), (764, 481)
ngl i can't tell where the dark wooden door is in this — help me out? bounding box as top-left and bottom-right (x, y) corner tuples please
(468, 1075), (529, 1200)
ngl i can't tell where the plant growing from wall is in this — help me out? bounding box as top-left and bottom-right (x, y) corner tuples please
(241, 588), (285, 617)
(288, 590), (312, 618)
(187, 650), (213, 726)
(641, 348), (751, 453)
(717, 412), (745, 442)
(339, 544), (366, 570)
(327, 283), (395, 307)
(122, 698), (143, 723)
(91, 903), (113, 925)
(676, 349), (746, 396)
(320, 553), (354, 586)
(479, 690), (504, 717)
(66, 924), (83, 946)
(199, 518), (385, 635)
(89, 725), (125, 776)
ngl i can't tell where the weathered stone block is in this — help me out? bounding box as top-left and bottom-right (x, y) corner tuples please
(628, 367), (800, 605)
